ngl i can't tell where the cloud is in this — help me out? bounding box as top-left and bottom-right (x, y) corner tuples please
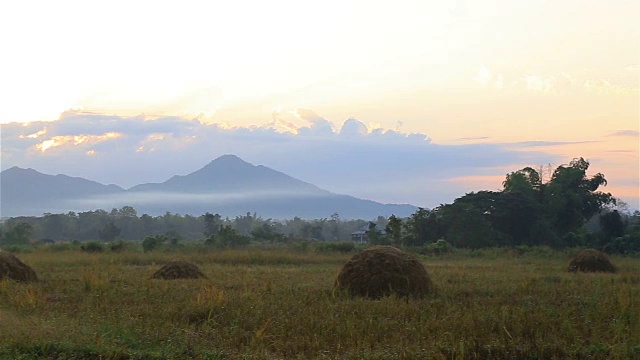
(608, 130), (639, 137)
(473, 66), (504, 89)
(456, 136), (490, 142)
(509, 140), (596, 148)
(294, 108), (335, 136)
(523, 73), (572, 95)
(583, 80), (639, 96)
(1, 110), (560, 208)
(340, 118), (369, 137)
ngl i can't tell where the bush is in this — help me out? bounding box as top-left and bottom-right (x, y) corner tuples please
(204, 226), (250, 248)
(421, 239), (453, 256)
(80, 241), (104, 253)
(603, 234), (640, 255)
(109, 240), (127, 253)
(142, 235), (165, 253)
(315, 242), (356, 253)
(46, 243), (75, 252)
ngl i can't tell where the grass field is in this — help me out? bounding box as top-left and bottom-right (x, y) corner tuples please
(1, 246), (639, 359)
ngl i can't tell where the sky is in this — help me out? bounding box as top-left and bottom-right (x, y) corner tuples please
(1, 0), (639, 211)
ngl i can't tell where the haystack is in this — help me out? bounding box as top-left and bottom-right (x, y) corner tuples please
(151, 260), (207, 280)
(568, 248), (617, 273)
(335, 245), (432, 299)
(0, 252), (38, 282)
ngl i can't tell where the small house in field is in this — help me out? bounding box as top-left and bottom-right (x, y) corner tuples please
(350, 223), (385, 243)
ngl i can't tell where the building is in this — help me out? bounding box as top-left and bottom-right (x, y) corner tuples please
(350, 223), (385, 243)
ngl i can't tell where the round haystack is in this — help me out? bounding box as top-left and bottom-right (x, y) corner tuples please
(151, 260), (207, 280)
(0, 251), (38, 282)
(335, 245), (432, 299)
(568, 249), (617, 273)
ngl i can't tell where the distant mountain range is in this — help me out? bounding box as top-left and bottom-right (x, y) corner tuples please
(1, 155), (417, 219)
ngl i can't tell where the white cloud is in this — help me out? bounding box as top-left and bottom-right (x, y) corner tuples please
(583, 80), (639, 96)
(1, 110), (558, 208)
(474, 66), (493, 85)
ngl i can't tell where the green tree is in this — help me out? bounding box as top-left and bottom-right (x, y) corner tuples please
(599, 210), (626, 242)
(403, 208), (438, 246)
(385, 215), (403, 247)
(203, 212), (221, 237)
(98, 221), (121, 242)
(542, 158), (615, 237)
(438, 200), (500, 248)
(1, 222), (33, 245)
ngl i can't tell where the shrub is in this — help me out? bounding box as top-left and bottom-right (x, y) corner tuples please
(80, 241), (104, 253)
(315, 242), (355, 253)
(603, 234), (640, 255)
(422, 239), (453, 256)
(109, 240), (127, 253)
(142, 235), (165, 253)
(204, 226), (250, 248)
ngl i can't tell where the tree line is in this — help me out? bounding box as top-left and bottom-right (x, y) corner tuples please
(378, 158), (639, 253)
(0, 206), (373, 245)
(1, 157), (638, 253)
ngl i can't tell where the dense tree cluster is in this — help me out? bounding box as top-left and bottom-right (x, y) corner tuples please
(381, 158), (639, 252)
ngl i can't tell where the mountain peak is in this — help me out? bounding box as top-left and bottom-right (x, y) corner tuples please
(202, 154), (254, 169)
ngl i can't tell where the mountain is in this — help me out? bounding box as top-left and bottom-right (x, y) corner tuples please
(0, 167), (124, 217)
(129, 155), (324, 194)
(1, 155), (417, 219)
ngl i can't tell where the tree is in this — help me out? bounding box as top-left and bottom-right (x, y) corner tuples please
(403, 208), (438, 246)
(1, 222), (33, 245)
(98, 221), (121, 242)
(203, 212), (221, 237)
(542, 158), (615, 236)
(366, 222), (388, 245)
(599, 210), (626, 242)
(385, 215), (403, 247)
(330, 212), (340, 240)
(438, 200), (500, 249)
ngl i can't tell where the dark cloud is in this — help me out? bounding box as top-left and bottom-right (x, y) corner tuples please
(1, 111), (559, 208)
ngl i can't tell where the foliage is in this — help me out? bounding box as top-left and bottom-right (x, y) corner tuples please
(108, 240), (127, 253)
(142, 235), (165, 253)
(203, 212), (221, 237)
(413, 157), (620, 249)
(205, 225), (250, 248)
(98, 221), (121, 242)
(385, 215), (403, 247)
(421, 239), (453, 256)
(314, 241), (356, 253)
(80, 241), (104, 253)
(604, 234), (640, 255)
(365, 222), (388, 245)
(0, 222), (33, 245)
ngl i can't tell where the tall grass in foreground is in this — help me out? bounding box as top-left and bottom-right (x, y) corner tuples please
(0, 247), (638, 359)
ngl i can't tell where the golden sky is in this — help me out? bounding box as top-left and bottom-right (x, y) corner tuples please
(1, 0), (638, 208)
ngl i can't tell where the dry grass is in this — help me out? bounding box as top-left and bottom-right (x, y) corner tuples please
(569, 248), (618, 273)
(0, 247), (638, 359)
(0, 251), (38, 283)
(151, 260), (207, 280)
(335, 245), (432, 299)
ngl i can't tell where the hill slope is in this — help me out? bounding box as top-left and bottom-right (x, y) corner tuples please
(1, 155), (417, 219)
